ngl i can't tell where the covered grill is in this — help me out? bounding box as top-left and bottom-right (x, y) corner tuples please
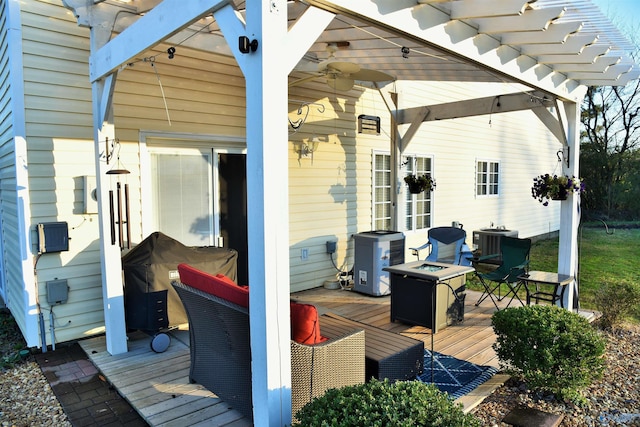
(122, 232), (238, 332)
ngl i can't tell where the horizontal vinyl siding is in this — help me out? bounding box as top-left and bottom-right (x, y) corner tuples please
(113, 43), (247, 244)
(0, 0), (35, 343)
(396, 81), (561, 254)
(0, 0), (14, 309)
(21, 0), (101, 344)
(287, 79), (562, 291)
(287, 83), (390, 291)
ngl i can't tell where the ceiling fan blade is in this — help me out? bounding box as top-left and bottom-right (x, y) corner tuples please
(326, 61), (361, 74)
(350, 68), (395, 82)
(327, 76), (355, 91)
(288, 74), (322, 87)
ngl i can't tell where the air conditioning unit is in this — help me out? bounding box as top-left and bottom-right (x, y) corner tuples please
(472, 229), (518, 263)
(353, 231), (405, 296)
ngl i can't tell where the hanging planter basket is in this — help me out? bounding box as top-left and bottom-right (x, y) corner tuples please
(407, 182), (424, 194)
(404, 174), (436, 194)
(531, 174), (583, 206)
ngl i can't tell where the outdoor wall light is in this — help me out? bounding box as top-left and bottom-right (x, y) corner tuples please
(294, 136), (321, 161)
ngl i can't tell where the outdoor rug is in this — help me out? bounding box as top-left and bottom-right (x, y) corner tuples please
(416, 349), (499, 399)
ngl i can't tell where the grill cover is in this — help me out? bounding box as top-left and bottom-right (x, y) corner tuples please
(122, 232), (238, 331)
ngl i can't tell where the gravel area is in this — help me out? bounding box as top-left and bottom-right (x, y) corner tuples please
(471, 322), (640, 426)
(1, 307), (638, 426)
(0, 309), (70, 427)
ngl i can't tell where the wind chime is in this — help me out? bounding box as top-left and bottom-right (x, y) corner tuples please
(105, 137), (131, 250)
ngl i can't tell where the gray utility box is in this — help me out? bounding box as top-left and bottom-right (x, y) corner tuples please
(353, 231), (405, 296)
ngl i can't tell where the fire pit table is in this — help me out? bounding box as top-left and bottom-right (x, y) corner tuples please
(384, 261), (474, 333)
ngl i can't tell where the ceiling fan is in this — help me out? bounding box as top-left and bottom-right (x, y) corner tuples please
(289, 43), (395, 91)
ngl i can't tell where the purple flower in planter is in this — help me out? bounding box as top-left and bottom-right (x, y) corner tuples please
(531, 174), (583, 205)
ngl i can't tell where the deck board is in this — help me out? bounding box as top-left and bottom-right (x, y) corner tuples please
(81, 287), (584, 424)
(79, 331), (248, 426)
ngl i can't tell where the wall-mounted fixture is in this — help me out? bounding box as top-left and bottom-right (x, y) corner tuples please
(37, 222), (69, 254)
(294, 136), (321, 161)
(358, 114), (381, 135)
(557, 146), (570, 167)
(288, 100), (325, 134)
(83, 175), (98, 214)
(103, 137), (131, 175)
(239, 36), (258, 54)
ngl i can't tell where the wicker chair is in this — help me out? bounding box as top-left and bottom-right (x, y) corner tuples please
(172, 281), (365, 422)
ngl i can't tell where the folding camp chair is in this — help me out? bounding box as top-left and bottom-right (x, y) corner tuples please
(474, 236), (531, 309)
(409, 226), (473, 266)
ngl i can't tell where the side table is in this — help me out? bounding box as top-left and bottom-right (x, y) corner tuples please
(517, 271), (573, 308)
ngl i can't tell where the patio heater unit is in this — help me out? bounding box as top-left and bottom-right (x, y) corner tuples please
(353, 231), (405, 296)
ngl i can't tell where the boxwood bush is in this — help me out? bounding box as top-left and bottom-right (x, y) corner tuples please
(292, 378), (481, 426)
(594, 280), (640, 330)
(492, 305), (606, 404)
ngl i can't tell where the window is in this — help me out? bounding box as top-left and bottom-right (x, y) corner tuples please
(373, 154), (391, 230)
(476, 160), (500, 196)
(373, 153), (433, 232)
(405, 156), (433, 231)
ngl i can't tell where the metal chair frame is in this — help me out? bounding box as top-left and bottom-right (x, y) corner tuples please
(410, 226), (472, 266)
(473, 236), (531, 310)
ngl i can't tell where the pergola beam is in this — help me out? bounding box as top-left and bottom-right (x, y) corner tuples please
(396, 91), (553, 124)
(89, 0), (229, 82)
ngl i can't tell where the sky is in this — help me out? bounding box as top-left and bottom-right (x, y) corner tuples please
(589, 0), (640, 34)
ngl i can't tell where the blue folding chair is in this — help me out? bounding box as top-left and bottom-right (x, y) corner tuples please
(410, 226), (473, 266)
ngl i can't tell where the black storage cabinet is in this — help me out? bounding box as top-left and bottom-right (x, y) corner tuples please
(122, 232), (238, 332)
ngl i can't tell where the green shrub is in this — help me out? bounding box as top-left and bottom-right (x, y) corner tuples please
(292, 378), (481, 427)
(594, 280), (640, 330)
(491, 305), (606, 404)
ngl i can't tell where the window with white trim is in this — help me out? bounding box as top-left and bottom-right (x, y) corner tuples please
(372, 153), (433, 231)
(404, 155), (433, 231)
(373, 153), (391, 230)
(476, 160), (500, 196)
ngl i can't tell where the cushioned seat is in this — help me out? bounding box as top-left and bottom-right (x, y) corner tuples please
(172, 263), (365, 421)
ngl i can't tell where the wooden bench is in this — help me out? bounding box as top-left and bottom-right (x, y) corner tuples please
(320, 313), (424, 381)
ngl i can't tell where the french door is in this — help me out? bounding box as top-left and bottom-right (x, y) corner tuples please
(148, 146), (248, 284)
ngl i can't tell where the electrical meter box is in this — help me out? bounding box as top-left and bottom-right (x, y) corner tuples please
(46, 279), (69, 305)
(37, 222), (69, 253)
(353, 231), (405, 296)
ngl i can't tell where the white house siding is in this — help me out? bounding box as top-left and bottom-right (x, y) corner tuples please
(20, 0), (104, 345)
(111, 43), (247, 243)
(394, 81), (562, 255)
(1, 0), (43, 346)
(286, 80), (563, 292)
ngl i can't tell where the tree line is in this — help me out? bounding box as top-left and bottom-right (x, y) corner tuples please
(580, 79), (640, 220)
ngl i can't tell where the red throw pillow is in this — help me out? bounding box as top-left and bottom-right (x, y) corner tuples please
(290, 302), (328, 345)
(178, 263), (248, 308)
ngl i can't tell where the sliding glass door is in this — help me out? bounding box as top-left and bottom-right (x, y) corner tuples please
(148, 146), (248, 283)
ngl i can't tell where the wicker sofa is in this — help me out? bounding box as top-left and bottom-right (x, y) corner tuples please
(171, 269), (365, 422)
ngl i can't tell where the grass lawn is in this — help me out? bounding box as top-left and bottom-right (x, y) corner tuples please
(467, 224), (640, 322)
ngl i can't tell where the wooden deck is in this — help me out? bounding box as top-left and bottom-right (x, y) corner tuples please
(79, 288), (529, 426)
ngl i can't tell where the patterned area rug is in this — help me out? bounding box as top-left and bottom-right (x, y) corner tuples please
(417, 350), (498, 399)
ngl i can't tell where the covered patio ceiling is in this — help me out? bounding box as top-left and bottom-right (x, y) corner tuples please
(88, 0), (639, 98)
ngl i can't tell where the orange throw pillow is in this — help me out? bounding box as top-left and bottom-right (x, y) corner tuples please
(290, 302), (328, 345)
